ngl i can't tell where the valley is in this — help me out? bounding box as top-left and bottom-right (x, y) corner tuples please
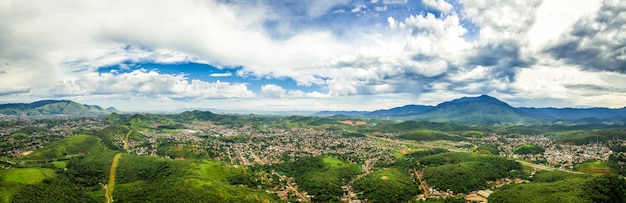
(1, 97), (625, 202)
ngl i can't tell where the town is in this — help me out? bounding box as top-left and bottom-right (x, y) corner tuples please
(2, 115), (625, 202)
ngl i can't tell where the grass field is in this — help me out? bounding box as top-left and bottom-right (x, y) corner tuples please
(0, 168), (56, 184)
(0, 168), (56, 203)
(575, 160), (616, 175)
(52, 161), (67, 169)
(21, 134), (97, 160)
(391, 146), (429, 159)
(192, 160), (242, 182)
(323, 156), (349, 168)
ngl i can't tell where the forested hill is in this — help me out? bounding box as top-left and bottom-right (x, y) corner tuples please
(317, 95), (626, 125)
(0, 100), (117, 116)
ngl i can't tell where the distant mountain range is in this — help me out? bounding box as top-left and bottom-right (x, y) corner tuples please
(318, 95), (626, 125)
(5, 97), (625, 125)
(0, 100), (117, 116)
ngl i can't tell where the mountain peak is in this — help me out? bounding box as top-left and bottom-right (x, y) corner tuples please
(416, 95), (524, 125)
(443, 95), (511, 107)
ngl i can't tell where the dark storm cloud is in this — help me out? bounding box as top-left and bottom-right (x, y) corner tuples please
(565, 84), (626, 93)
(466, 41), (536, 81)
(546, 1), (626, 73)
(0, 88), (30, 96)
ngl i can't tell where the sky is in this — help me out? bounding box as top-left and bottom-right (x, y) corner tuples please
(1, 0), (625, 112)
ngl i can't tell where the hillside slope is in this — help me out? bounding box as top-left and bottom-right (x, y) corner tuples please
(0, 100), (116, 115)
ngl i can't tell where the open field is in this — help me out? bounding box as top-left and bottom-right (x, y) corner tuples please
(0, 168), (56, 203)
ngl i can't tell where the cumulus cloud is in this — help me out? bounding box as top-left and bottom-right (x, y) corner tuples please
(1, 0), (625, 110)
(317, 13), (469, 97)
(510, 63), (626, 108)
(422, 0), (453, 14)
(0, 0), (353, 96)
(261, 84), (329, 99)
(545, 0), (626, 73)
(261, 84), (286, 98)
(525, 0), (601, 52)
(49, 69), (254, 100)
(461, 0), (541, 40)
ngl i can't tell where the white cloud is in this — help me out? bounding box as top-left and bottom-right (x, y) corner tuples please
(209, 73), (233, 77)
(375, 6), (388, 12)
(461, 0), (542, 42)
(0, 87), (30, 96)
(543, 0), (626, 73)
(261, 84), (330, 99)
(318, 13), (469, 96)
(49, 69), (254, 100)
(352, 5), (366, 13)
(383, 0), (408, 4)
(526, 0), (602, 52)
(512, 62), (626, 108)
(422, 0), (453, 14)
(0, 0), (354, 97)
(1, 0), (625, 110)
(261, 84), (286, 98)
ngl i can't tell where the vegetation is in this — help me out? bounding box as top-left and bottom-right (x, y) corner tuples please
(476, 144), (499, 155)
(399, 130), (462, 141)
(271, 156), (360, 202)
(0, 100), (112, 115)
(114, 155), (277, 203)
(375, 121), (480, 133)
(490, 171), (626, 203)
(11, 175), (97, 203)
(512, 144), (545, 155)
(2, 108), (626, 203)
(20, 135), (101, 160)
(421, 152), (522, 193)
(556, 128), (626, 145)
(353, 168), (419, 203)
(0, 168), (57, 202)
(574, 160), (617, 175)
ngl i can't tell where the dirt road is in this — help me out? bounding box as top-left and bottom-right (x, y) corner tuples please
(105, 153), (122, 203)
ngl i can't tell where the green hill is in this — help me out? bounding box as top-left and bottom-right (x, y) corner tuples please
(0, 100), (116, 115)
(20, 135), (101, 160)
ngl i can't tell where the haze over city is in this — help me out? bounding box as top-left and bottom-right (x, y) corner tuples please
(1, 0), (625, 112)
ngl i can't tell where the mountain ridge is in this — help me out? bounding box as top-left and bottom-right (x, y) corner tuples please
(0, 100), (117, 116)
(317, 95), (626, 125)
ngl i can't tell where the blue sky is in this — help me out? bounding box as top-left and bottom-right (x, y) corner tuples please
(1, 0), (625, 112)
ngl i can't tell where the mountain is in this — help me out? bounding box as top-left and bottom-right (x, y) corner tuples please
(316, 105), (433, 117)
(366, 105), (433, 117)
(316, 110), (370, 117)
(0, 100), (116, 116)
(517, 107), (626, 121)
(411, 95), (536, 125)
(316, 95), (626, 125)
